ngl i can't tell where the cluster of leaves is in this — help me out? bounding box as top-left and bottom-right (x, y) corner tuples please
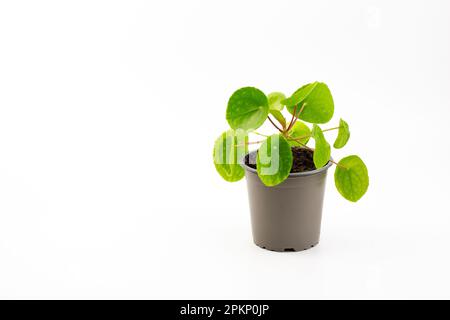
(213, 82), (369, 202)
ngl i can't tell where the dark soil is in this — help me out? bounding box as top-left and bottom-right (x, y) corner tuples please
(245, 147), (316, 173)
(291, 147), (316, 172)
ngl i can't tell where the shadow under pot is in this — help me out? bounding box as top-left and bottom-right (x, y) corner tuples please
(242, 150), (333, 252)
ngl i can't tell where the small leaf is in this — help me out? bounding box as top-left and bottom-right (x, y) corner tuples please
(287, 121), (311, 147)
(269, 110), (286, 129)
(256, 134), (293, 186)
(334, 155), (369, 202)
(226, 87), (269, 130)
(284, 82), (334, 124)
(267, 92), (286, 111)
(213, 129), (248, 182)
(333, 118), (350, 149)
(312, 124), (331, 168)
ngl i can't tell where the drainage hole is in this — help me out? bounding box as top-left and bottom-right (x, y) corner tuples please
(284, 248), (295, 252)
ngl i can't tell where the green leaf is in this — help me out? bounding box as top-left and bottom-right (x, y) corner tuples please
(284, 82), (334, 124)
(312, 124), (331, 168)
(269, 110), (286, 129)
(213, 129), (248, 182)
(256, 134), (293, 186)
(287, 121), (311, 147)
(333, 118), (350, 149)
(267, 92), (286, 111)
(226, 87), (269, 130)
(334, 155), (369, 202)
(283, 82), (314, 107)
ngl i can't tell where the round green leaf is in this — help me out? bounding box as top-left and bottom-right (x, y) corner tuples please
(256, 134), (293, 186)
(226, 87), (269, 130)
(333, 118), (350, 149)
(284, 82), (334, 124)
(334, 155), (369, 202)
(267, 92), (286, 111)
(287, 121), (311, 147)
(213, 129), (248, 182)
(312, 124), (331, 168)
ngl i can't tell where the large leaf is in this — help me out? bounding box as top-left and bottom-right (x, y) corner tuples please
(213, 129), (248, 182)
(333, 118), (350, 149)
(256, 134), (293, 186)
(334, 155), (369, 202)
(226, 87), (269, 130)
(284, 82), (334, 124)
(267, 92), (286, 111)
(312, 124), (331, 168)
(287, 121), (311, 147)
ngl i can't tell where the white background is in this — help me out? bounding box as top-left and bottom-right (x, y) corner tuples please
(1, 0), (450, 299)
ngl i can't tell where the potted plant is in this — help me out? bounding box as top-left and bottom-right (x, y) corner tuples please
(213, 82), (369, 252)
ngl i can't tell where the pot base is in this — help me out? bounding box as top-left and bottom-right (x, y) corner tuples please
(255, 242), (319, 252)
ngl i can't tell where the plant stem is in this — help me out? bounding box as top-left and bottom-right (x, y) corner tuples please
(285, 136), (310, 148)
(267, 116), (284, 133)
(322, 126), (341, 132)
(236, 140), (264, 147)
(286, 102), (307, 132)
(270, 110), (287, 130)
(286, 104), (297, 133)
(252, 131), (269, 137)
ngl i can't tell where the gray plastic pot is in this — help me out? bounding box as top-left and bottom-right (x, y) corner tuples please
(242, 151), (333, 252)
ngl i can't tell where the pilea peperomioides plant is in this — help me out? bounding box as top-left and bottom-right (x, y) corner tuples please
(213, 82), (369, 202)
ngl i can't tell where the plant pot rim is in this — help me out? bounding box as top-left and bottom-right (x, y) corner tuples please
(241, 150), (333, 178)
